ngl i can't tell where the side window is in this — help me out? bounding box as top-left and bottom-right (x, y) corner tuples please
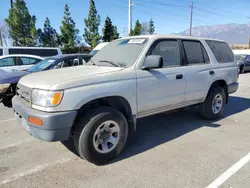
(29, 58), (41, 64)
(20, 57), (40, 65)
(9, 49), (29, 54)
(20, 57), (30, 65)
(0, 49), (3, 56)
(206, 40), (234, 63)
(9, 48), (58, 57)
(202, 46), (210, 63)
(61, 58), (76, 68)
(79, 57), (87, 65)
(183, 40), (206, 64)
(0, 57), (16, 67)
(149, 40), (180, 67)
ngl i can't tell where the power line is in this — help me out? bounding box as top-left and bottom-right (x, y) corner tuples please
(135, 0), (189, 9)
(134, 3), (189, 23)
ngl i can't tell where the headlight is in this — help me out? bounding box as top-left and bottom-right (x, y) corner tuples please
(0, 83), (10, 94)
(31, 89), (64, 107)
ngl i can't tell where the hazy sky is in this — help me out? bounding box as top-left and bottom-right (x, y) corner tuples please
(0, 0), (249, 37)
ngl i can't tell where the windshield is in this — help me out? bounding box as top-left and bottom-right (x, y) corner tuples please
(234, 54), (246, 61)
(90, 38), (148, 67)
(27, 58), (57, 72)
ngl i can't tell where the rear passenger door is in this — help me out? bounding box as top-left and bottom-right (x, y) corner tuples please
(181, 40), (213, 103)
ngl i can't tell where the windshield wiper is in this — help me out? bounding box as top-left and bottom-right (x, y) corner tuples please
(99, 60), (122, 67)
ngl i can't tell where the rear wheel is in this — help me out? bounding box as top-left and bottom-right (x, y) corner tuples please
(73, 106), (128, 165)
(200, 86), (226, 120)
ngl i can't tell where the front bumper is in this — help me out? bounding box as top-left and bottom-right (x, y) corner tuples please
(228, 82), (239, 94)
(12, 96), (77, 142)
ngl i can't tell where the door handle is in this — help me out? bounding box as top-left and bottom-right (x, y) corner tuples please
(209, 70), (215, 75)
(176, 74), (183, 79)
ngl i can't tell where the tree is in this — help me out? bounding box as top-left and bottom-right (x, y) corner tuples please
(5, 0), (37, 46)
(60, 4), (79, 49)
(129, 29), (134, 36)
(133, 20), (142, 36)
(102, 17), (120, 42)
(149, 19), (155, 34)
(84, 0), (101, 48)
(112, 25), (119, 40)
(102, 16), (113, 42)
(38, 17), (60, 47)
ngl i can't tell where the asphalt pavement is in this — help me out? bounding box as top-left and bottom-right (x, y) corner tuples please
(1, 74), (250, 188)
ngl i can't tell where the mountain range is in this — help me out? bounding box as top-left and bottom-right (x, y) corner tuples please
(177, 23), (250, 45)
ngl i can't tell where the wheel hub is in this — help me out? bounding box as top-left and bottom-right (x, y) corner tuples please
(93, 120), (120, 154)
(99, 129), (110, 142)
(212, 94), (223, 114)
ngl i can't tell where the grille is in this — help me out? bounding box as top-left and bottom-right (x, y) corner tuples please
(16, 83), (31, 106)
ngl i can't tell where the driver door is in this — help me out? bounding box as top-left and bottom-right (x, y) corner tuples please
(136, 39), (186, 116)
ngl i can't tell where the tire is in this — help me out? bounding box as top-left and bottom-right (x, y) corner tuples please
(73, 106), (128, 165)
(200, 86), (226, 120)
(239, 65), (244, 74)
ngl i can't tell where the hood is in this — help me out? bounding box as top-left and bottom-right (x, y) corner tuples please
(19, 65), (124, 90)
(0, 70), (29, 84)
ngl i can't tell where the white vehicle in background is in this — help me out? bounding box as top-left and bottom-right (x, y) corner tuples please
(0, 54), (44, 72)
(0, 47), (62, 57)
(89, 42), (109, 56)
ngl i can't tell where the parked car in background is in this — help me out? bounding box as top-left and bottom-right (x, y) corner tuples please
(12, 35), (238, 165)
(234, 54), (250, 73)
(0, 54), (92, 107)
(0, 47), (62, 57)
(89, 42), (109, 56)
(0, 54), (44, 72)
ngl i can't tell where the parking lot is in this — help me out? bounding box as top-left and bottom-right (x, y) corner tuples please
(0, 73), (249, 188)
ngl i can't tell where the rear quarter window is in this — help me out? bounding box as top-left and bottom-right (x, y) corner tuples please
(206, 40), (234, 63)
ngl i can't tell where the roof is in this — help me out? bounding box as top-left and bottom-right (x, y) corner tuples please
(0, 54), (44, 59)
(121, 34), (225, 42)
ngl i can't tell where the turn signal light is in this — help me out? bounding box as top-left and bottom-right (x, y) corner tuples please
(28, 116), (43, 126)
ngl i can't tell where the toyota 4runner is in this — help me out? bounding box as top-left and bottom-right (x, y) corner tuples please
(12, 35), (238, 165)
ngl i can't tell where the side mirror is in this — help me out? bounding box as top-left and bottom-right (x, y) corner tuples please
(246, 59), (250, 63)
(142, 55), (163, 70)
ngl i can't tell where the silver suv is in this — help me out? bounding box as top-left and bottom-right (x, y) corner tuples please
(12, 35), (238, 165)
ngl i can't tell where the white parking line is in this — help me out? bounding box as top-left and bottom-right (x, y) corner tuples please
(207, 151), (250, 188)
(0, 118), (15, 123)
(1, 158), (71, 185)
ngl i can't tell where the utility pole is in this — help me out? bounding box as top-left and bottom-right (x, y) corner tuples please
(10, 0), (13, 8)
(128, 0), (133, 35)
(189, 2), (194, 36)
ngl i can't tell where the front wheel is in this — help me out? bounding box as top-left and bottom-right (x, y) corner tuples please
(200, 86), (226, 120)
(73, 106), (128, 165)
